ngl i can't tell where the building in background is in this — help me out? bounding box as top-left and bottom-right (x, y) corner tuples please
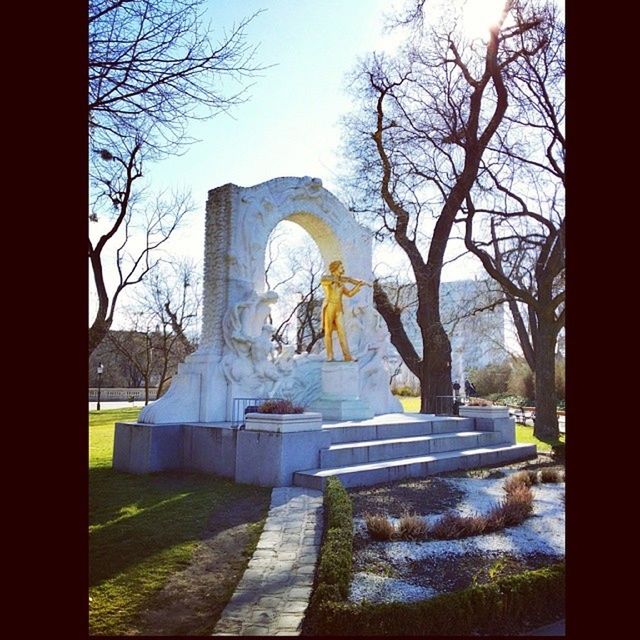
(389, 279), (508, 393)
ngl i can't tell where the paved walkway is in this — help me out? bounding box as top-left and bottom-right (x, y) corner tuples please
(213, 487), (324, 636)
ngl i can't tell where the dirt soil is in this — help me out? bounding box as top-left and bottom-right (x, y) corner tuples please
(131, 493), (270, 636)
(349, 454), (565, 594)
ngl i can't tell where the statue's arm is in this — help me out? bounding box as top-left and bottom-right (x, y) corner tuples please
(343, 282), (364, 298)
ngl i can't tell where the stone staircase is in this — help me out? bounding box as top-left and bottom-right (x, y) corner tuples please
(293, 413), (536, 490)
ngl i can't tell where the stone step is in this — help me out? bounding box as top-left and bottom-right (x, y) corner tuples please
(320, 431), (504, 468)
(293, 443), (537, 490)
(321, 413), (475, 444)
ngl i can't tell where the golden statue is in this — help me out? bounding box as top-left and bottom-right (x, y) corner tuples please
(321, 260), (370, 362)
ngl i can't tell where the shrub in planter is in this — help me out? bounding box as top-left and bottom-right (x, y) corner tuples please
(467, 397), (494, 407)
(256, 398), (304, 414)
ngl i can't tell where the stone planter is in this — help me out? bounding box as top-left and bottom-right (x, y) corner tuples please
(458, 405), (515, 445)
(459, 405), (509, 419)
(244, 411), (322, 433)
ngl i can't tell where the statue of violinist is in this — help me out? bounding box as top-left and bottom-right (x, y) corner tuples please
(320, 260), (370, 362)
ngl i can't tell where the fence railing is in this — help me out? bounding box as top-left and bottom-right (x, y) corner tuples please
(230, 397), (285, 428)
(88, 388), (158, 401)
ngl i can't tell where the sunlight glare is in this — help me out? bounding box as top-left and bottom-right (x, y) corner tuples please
(461, 0), (508, 40)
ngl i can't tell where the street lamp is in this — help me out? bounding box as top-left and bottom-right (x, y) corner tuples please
(97, 362), (104, 411)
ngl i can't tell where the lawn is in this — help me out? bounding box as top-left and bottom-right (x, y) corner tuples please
(398, 396), (564, 452)
(89, 408), (270, 635)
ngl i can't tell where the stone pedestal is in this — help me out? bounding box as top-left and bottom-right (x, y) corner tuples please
(308, 361), (374, 421)
(236, 412), (330, 486)
(244, 412), (323, 433)
(459, 405), (515, 444)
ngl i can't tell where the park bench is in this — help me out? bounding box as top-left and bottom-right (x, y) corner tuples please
(508, 405), (536, 425)
(508, 406), (566, 431)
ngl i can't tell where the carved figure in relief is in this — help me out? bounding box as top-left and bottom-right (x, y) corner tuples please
(221, 290), (279, 392)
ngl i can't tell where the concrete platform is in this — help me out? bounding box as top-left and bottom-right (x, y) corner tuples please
(113, 411), (535, 489)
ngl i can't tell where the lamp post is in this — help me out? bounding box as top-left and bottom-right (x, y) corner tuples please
(97, 362), (104, 411)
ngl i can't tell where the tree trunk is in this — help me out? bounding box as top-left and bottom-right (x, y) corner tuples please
(89, 317), (111, 358)
(421, 321), (452, 413)
(532, 317), (559, 440)
(373, 282), (422, 380)
(419, 278), (452, 414)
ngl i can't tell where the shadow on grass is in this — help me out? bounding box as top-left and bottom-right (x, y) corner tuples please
(89, 468), (215, 527)
(89, 467), (268, 587)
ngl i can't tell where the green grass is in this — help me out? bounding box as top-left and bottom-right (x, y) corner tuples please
(89, 407), (269, 635)
(398, 396), (565, 452)
(515, 422), (564, 452)
(399, 396), (421, 413)
(89, 407), (141, 467)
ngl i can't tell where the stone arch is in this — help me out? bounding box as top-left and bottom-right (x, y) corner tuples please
(202, 177), (374, 353)
(257, 213), (343, 295)
(140, 176), (400, 424)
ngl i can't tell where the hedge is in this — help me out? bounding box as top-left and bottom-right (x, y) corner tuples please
(309, 563), (565, 636)
(303, 478), (353, 632)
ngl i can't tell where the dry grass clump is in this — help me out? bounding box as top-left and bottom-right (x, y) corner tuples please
(499, 485), (534, 526)
(362, 468), (548, 543)
(484, 504), (506, 531)
(365, 513), (397, 540)
(504, 470), (538, 493)
(428, 483), (534, 540)
(539, 468), (564, 483)
(397, 512), (429, 540)
(365, 471), (539, 543)
(429, 511), (487, 539)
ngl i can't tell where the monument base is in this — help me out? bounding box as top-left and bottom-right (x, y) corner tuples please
(307, 397), (374, 421)
(308, 361), (374, 421)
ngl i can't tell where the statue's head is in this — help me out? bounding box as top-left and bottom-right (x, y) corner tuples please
(328, 260), (343, 275)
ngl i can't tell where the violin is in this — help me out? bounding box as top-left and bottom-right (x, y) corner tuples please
(337, 275), (372, 288)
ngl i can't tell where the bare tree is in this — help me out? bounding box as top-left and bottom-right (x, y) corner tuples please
(343, 0), (547, 412)
(88, 0), (263, 356)
(89, 0), (263, 152)
(137, 259), (201, 396)
(106, 259), (200, 402)
(88, 142), (191, 355)
(463, 1), (564, 439)
(107, 324), (157, 405)
(264, 229), (325, 355)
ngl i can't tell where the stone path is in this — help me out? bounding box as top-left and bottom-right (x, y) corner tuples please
(213, 487), (324, 636)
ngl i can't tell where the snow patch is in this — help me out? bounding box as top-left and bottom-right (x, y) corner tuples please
(350, 572), (438, 603)
(350, 475), (565, 604)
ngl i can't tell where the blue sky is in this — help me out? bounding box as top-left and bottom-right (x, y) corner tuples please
(148, 0), (487, 277)
(158, 0), (394, 191)
(90, 0), (493, 325)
